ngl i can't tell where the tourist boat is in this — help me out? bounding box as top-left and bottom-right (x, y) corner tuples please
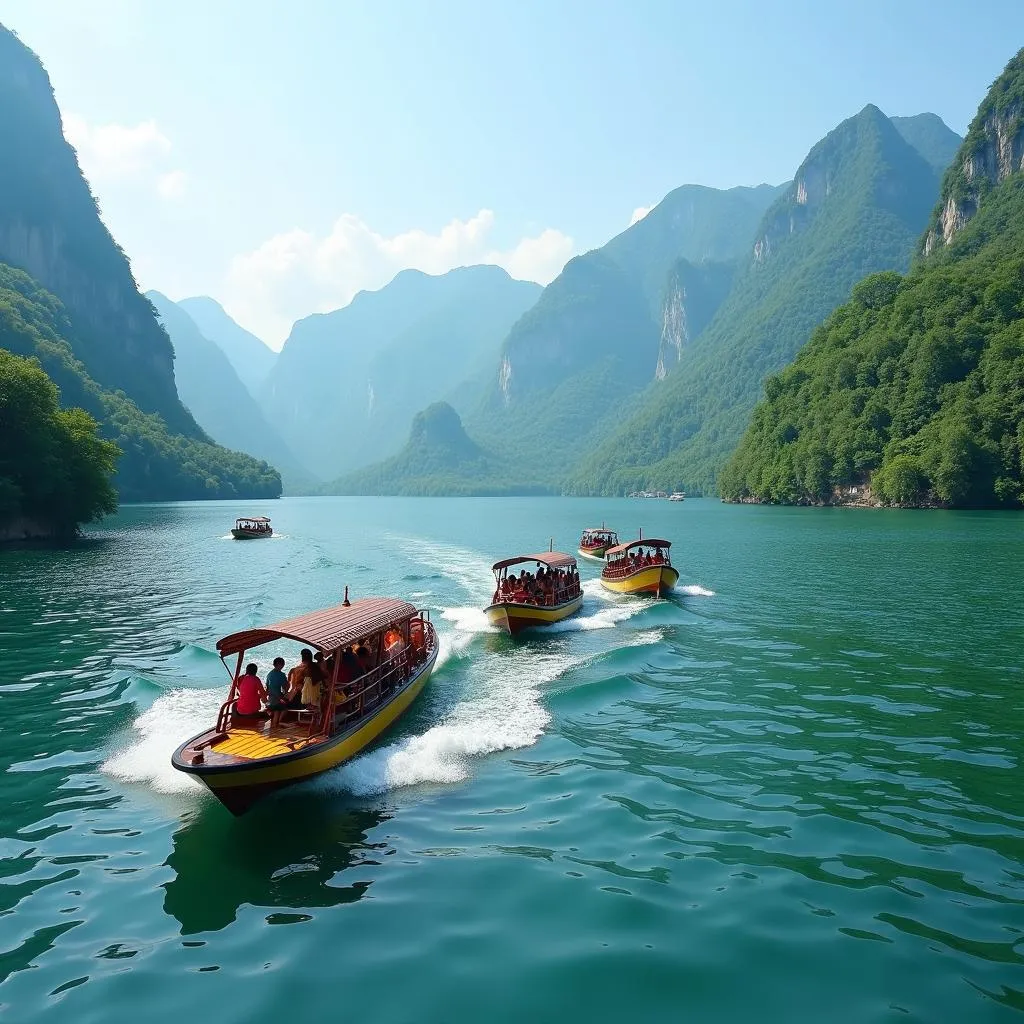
(600, 537), (679, 596)
(668, 492), (686, 502)
(231, 516), (272, 539)
(171, 596), (437, 814)
(484, 550), (583, 634)
(578, 524), (619, 560)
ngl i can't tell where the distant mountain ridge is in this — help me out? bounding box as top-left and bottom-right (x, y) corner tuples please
(720, 48), (1024, 509)
(177, 296), (276, 397)
(0, 23), (280, 500)
(268, 265), (541, 478)
(148, 292), (315, 491)
(569, 104), (955, 495)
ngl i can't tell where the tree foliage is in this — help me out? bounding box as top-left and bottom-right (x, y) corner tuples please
(0, 348), (118, 535)
(0, 263), (282, 501)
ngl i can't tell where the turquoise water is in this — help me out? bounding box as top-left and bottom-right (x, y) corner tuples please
(1, 497), (1022, 1022)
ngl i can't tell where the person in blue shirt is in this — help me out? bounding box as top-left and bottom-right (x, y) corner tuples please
(266, 656), (289, 728)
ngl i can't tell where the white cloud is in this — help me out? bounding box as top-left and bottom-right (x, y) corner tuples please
(63, 114), (184, 202)
(223, 210), (575, 347)
(629, 204), (654, 226)
(156, 169), (188, 200)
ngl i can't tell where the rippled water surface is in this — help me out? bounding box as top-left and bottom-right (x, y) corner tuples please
(1, 497), (1022, 1023)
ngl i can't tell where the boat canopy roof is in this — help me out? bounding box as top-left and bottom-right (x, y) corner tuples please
(236, 516), (270, 523)
(605, 538), (671, 556)
(216, 597), (417, 656)
(583, 527), (617, 535)
(491, 551), (577, 572)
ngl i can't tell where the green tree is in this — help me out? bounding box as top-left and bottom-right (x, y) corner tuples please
(0, 349), (119, 536)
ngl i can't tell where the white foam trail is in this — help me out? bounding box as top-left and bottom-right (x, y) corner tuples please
(320, 647), (581, 797)
(409, 591), (433, 599)
(440, 605), (498, 634)
(677, 583), (715, 597)
(102, 686), (221, 794)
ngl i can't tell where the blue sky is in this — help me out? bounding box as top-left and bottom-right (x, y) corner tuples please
(2, 0), (1022, 345)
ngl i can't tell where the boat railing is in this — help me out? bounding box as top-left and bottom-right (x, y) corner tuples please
(602, 556), (670, 580)
(321, 616), (437, 736)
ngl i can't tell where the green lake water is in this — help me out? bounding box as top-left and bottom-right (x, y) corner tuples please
(1, 496), (1022, 1023)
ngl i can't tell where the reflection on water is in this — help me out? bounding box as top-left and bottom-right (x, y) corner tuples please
(164, 801), (387, 934)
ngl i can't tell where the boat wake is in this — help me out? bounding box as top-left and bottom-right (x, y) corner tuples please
(102, 684), (220, 795)
(676, 583), (715, 597)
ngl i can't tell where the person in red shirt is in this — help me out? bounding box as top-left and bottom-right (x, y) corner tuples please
(233, 662), (268, 723)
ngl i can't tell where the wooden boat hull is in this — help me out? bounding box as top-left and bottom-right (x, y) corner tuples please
(577, 546), (610, 560)
(171, 650), (436, 814)
(600, 564), (679, 597)
(231, 528), (272, 539)
(484, 594), (583, 635)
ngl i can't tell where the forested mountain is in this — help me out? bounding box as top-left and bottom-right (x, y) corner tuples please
(329, 402), (538, 496)
(177, 296), (276, 397)
(465, 184), (783, 480)
(148, 293), (314, 491)
(0, 264), (280, 500)
(0, 24), (280, 500)
(268, 265), (540, 478)
(891, 113), (964, 174)
(570, 104), (954, 495)
(720, 50), (1024, 509)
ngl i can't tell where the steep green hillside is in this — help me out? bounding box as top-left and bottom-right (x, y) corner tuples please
(266, 266), (540, 478)
(0, 24), (279, 500)
(0, 347), (117, 539)
(328, 402), (542, 496)
(721, 51), (1024, 509)
(891, 113), (963, 174)
(571, 105), (944, 495)
(149, 293), (314, 491)
(0, 264), (281, 500)
(177, 296), (276, 397)
(467, 184), (782, 477)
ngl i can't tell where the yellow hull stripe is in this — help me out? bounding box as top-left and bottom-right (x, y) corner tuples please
(205, 667), (432, 791)
(484, 594), (583, 629)
(600, 566), (680, 594)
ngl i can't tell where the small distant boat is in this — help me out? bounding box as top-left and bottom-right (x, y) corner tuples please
(171, 597), (437, 814)
(668, 492), (686, 502)
(600, 537), (679, 597)
(232, 516), (272, 539)
(578, 524), (619, 560)
(484, 549), (583, 635)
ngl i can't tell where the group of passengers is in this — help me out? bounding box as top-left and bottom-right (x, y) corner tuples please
(239, 520), (271, 533)
(232, 634), (406, 729)
(493, 565), (581, 607)
(605, 548), (667, 573)
(580, 533), (613, 549)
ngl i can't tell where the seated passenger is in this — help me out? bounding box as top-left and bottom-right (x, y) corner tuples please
(355, 645), (373, 676)
(286, 648), (315, 707)
(301, 662), (323, 709)
(233, 662), (268, 723)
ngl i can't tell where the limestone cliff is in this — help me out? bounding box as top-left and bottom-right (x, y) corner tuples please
(0, 24), (196, 436)
(924, 49), (1024, 254)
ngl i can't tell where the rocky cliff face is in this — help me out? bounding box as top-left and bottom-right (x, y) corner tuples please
(924, 49), (1024, 254)
(654, 259), (735, 379)
(0, 25), (195, 435)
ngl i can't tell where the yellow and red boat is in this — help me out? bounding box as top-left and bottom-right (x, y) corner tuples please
(578, 525), (619, 560)
(171, 597), (437, 814)
(484, 550), (583, 634)
(600, 538), (679, 597)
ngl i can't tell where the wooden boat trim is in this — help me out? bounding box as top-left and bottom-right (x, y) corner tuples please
(216, 596), (418, 657)
(490, 551), (578, 571)
(605, 538), (671, 557)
